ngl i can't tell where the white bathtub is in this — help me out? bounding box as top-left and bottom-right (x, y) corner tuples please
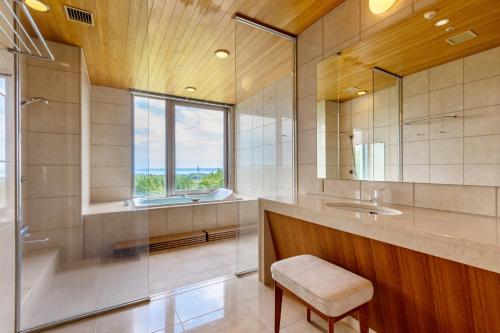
(130, 188), (238, 208)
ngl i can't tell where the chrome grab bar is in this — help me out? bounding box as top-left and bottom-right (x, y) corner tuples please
(19, 225), (49, 244)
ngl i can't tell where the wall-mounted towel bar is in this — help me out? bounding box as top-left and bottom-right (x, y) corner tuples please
(401, 114), (458, 126)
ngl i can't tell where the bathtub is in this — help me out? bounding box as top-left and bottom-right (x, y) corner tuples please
(130, 188), (238, 208)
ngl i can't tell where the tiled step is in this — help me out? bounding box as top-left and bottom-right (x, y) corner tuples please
(21, 248), (60, 322)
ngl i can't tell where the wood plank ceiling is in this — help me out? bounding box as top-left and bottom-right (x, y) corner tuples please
(28, 0), (344, 104)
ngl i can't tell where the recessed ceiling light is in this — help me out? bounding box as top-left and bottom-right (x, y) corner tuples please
(423, 10), (437, 20)
(445, 26), (455, 32)
(356, 90), (367, 96)
(185, 86), (196, 92)
(369, 0), (396, 14)
(435, 18), (450, 27)
(24, 0), (51, 12)
(214, 49), (230, 59)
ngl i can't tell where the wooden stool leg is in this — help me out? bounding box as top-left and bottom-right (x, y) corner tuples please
(274, 283), (283, 333)
(328, 317), (335, 333)
(359, 304), (369, 333)
(307, 308), (312, 322)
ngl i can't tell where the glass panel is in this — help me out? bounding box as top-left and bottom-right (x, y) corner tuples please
(235, 21), (295, 273)
(174, 103), (225, 192)
(134, 96), (167, 196)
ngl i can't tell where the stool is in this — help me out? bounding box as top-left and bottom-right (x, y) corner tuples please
(271, 254), (373, 333)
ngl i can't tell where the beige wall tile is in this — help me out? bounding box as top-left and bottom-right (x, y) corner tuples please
(298, 129), (317, 165)
(166, 207), (194, 234)
(101, 211), (148, 254)
(429, 111), (463, 140)
(464, 165), (500, 187)
(403, 122), (429, 142)
(91, 124), (131, 146)
(83, 214), (102, 258)
(90, 102), (131, 126)
(464, 46), (500, 82)
(414, 183), (496, 216)
(91, 166), (131, 188)
(361, 181), (413, 206)
(27, 101), (80, 134)
(298, 165), (323, 194)
(403, 141), (429, 164)
(464, 105), (500, 137)
(28, 40), (81, 73)
(91, 85), (131, 105)
(403, 165), (429, 183)
(27, 66), (80, 103)
(90, 145), (131, 167)
(216, 203), (239, 227)
(429, 85), (463, 116)
(27, 166), (80, 198)
(464, 135), (500, 164)
(403, 93), (429, 120)
(429, 59), (463, 90)
(324, 179), (360, 199)
(26, 197), (81, 231)
(430, 138), (463, 165)
(297, 56), (320, 99)
(464, 75), (500, 109)
(30, 226), (83, 263)
(403, 70), (429, 97)
(239, 200), (258, 225)
(298, 19), (322, 66)
(28, 132), (80, 165)
(430, 165), (464, 185)
(0, 224), (15, 333)
(148, 209), (167, 237)
(323, 0), (360, 52)
(194, 205), (217, 230)
(90, 187), (131, 203)
(298, 95), (317, 131)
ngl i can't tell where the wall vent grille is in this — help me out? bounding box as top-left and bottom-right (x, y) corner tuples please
(64, 5), (94, 26)
(446, 30), (477, 45)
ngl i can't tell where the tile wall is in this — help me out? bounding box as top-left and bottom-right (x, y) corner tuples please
(235, 74), (295, 198)
(89, 86), (132, 203)
(23, 41), (85, 263)
(402, 46), (500, 185)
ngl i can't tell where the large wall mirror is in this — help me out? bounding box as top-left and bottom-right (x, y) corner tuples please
(317, 0), (500, 186)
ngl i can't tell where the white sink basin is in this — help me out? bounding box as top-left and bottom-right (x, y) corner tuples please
(325, 202), (402, 216)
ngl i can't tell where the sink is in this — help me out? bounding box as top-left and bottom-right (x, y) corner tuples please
(325, 202), (402, 216)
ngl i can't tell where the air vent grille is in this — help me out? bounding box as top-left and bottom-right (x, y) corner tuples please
(64, 6), (94, 26)
(446, 30), (477, 45)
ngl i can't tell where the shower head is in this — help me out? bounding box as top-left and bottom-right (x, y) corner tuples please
(21, 97), (48, 107)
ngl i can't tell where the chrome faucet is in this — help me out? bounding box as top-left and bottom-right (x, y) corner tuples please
(368, 188), (384, 205)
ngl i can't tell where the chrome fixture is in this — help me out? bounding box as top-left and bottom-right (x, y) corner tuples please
(21, 97), (48, 106)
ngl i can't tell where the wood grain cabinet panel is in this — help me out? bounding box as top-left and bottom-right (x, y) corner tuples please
(265, 211), (500, 333)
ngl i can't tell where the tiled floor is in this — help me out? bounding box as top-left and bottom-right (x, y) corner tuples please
(41, 273), (359, 333)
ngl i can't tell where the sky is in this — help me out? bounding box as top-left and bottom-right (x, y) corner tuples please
(134, 97), (224, 170)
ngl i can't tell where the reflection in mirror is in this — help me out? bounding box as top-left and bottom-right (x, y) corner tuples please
(317, 54), (401, 182)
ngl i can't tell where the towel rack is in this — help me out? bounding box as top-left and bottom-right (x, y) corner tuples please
(0, 0), (54, 60)
(401, 114), (458, 126)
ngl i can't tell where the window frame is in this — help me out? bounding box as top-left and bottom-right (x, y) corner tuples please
(132, 94), (229, 197)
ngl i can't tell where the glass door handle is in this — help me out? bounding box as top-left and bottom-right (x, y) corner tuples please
(22, 238), (50, 244)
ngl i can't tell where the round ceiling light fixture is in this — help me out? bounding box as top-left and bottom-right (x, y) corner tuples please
(23, 0), (51, 12)
(356, 90), (368, 96)
(185, 86), (196, 92)
(214, 49), (230, 59)
(369, 0), (396, 14)
(435, 18), (450, 27)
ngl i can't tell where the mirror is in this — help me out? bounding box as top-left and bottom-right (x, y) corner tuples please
(317, 0), (500, 186)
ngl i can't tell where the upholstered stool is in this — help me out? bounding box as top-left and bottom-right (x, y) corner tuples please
(271, 254), (373, 333)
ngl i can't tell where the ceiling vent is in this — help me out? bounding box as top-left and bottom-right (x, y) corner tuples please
(64, 5), (94, 26)
(446, 30), (477, 45)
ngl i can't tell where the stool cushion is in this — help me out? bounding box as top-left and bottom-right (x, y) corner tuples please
(271, 254), (373, 317)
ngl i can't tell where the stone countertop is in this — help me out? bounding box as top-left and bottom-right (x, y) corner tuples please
(260, 194), (500, 273)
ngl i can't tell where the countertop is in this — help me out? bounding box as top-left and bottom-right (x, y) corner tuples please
(260, 194), (500, 273)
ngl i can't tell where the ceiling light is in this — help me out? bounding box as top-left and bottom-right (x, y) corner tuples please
(23, 0), (51, 12)
(435, 18), (450, 27)
(369, 0), (396, 14)
(445, 26), (455, 32)
(185, 86), (196, 92)
(214, 49), (230, 59)
(423, 11), (437, 20)
(356, 90), (367, 96)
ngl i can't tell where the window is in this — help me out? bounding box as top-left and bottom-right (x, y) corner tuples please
(133, 95), (227, 197)
(174, 104), (225, 192)
(133, 96), (167, 196)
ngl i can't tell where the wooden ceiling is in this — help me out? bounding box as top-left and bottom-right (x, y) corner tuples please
(28, 0), (344, 104)
(318, 0), (500, 102)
